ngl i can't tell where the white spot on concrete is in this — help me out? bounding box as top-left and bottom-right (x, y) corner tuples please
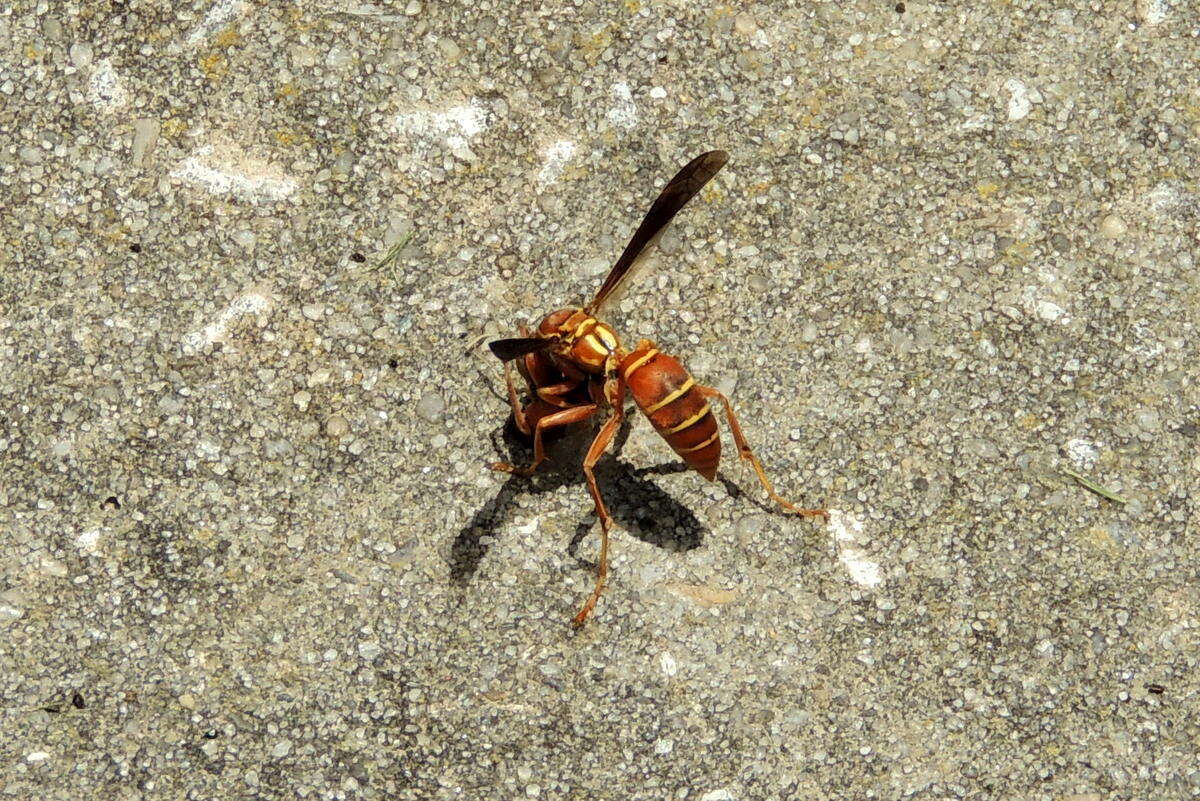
(41, 556), (68, 578)
(26, 751), (50, 763)
(1033, 299), (1068, 323)
(171, 145), (298, 203)
(1144, 182), (1185, 217)
(1020, 284), (1071, 325)
(76, 528), (103, 556)
(1136, 0), (1172, 25)
(828, 510), (882, 589)
(1065, 438), (1100, 471)
(961, 112), (990, 131)
(0, 604), (22, 624)
(1004, 79), (1041, 122)
(195, 436), (222, 462)
(512, 517), (539, 536)
(53, 186), (85, 214)
(186, 0), (247, 47)
(1129, 321), (1164, 361)
(182, 292), (272, 352)
(606, 82), (638, 128)
(658, 651), (677, 678)
(648, 85), (667, 99)
(537, 139), (577, 186)
(392, 100), (488, 161)
(699, 790), (735, 801)
(86, 60), (129, 112)
(69, 42), (94, 69)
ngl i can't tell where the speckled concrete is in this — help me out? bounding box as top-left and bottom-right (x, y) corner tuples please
(2, 2), (1198, 799)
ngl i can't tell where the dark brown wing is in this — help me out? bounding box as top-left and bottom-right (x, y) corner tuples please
(586, 150), (728, 314)
(488, 336), (553, 362)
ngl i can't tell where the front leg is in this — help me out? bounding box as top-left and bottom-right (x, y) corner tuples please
(502, 360), (532, 436)
(491, 402), (599, 477)
(535, 381), (581, 407)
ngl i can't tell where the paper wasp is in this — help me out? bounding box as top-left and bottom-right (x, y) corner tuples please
(489, 151), (826, 627)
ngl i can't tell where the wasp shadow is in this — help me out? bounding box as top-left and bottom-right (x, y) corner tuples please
(562, 453), (784, 563)
(449, 413), (707, 584)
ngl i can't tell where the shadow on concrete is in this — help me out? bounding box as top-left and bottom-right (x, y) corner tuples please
(449, 412), (710, 584)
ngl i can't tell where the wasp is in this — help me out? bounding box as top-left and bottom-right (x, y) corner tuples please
(489, 151), (826, 627)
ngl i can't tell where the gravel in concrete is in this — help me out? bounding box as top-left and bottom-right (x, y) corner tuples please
(2, 1), (1198, 799)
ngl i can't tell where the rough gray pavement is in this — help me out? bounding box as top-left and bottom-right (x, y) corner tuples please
(2, 1), (1198, 799)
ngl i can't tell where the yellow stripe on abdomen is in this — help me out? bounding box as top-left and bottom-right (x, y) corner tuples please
(621, 348), (658, 380)
(643, 376), (695, 414)
(663, 403), (711, 435)
(675, 429), (720, 453)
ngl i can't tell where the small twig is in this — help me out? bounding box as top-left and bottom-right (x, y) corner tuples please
(1063, 468), (1128, 505)
(377, 229), (415, 283)
(463, 331), (492, 356)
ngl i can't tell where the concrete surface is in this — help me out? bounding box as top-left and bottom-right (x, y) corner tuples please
(2, 1), (1198, 799)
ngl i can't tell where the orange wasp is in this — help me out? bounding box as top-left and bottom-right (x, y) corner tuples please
(489, 151), (826, 627)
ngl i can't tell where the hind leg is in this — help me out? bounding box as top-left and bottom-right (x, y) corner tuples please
(696, 386), (827, 520)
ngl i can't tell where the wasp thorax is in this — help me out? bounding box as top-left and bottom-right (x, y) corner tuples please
(536, 309), (574, 337)
(537, 308), (621, 373)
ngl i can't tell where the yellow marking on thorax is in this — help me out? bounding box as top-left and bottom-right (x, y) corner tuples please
(622, 348), (658, 378)
(594, 325), (618, 351)
(572, 317), (597, 339)
(663, 403), (711, 434)
(643, 376), (695, 414)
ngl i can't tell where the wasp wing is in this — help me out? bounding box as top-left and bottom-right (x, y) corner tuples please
(586, 150), (728, 314)
(488, 336), (553, 362)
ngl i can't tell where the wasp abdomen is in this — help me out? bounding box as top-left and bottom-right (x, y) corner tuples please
(620, 344), (720, 481)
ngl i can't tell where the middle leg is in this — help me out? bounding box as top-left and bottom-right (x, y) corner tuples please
(572, 372), (627, 627)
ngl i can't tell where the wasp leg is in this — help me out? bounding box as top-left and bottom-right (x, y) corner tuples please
(502, 360), (532, 435)
(491, 403), (598, 477)
(572, 372), (627, 628)
(535, 381), (580, 407)
(696, 386), (827, 521)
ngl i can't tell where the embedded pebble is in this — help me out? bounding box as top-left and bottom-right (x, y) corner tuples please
(734, 13), (758, 36)
(1134, 408), (1161, 432)
(325, 414), (349, 438)
(131, 118), (160, 167)
(70, 42), (94, 69)
(1098, 214), (1127, 239)
(417, 391), (445, 422)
